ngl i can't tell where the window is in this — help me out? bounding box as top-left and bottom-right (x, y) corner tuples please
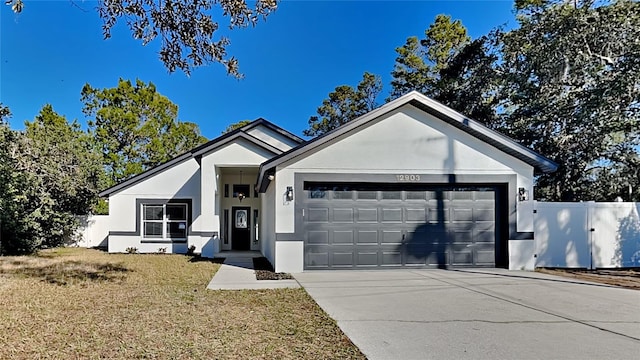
(142, 203), (188, 240)
(223, 209), (229, 244)
(253, 209), (259, 243)
(233, 184), (250, 199)
(307, 185), (328, 199)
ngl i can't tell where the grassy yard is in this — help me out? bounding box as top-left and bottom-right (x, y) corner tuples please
(0, 248), (365, 359)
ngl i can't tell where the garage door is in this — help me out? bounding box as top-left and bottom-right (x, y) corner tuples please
(302, 182), (497, 269)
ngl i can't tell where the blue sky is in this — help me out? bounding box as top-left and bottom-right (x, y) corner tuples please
(1, 1), (516, 139)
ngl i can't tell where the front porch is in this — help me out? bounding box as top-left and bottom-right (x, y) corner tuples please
(214, 167), (262, 252)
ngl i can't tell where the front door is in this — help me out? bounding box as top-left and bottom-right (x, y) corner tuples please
(231, 207), (251, 250)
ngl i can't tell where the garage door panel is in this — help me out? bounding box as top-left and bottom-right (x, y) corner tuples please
(333, 230), (354, 244)
(405, 254), (428, 265)
(476, 230), (496, 243)
(405, 244), (439, 260)
(425, 191), (442, 200)
(451, 208), (473, 222)
(407, 230), (448, 245)
(308, 231), (329, 244)
(381, 191), (402, 200)
(406, 191), (427, 200)
(356, 252), (378, 266)
(357, 230), (378, 244)
(425, 252), (449, 266)
(405, 208), (427, 222)
(382, 208), (403, 222)
(427, 208), (449, 223)
(475, 191), (495, 200)
(332, 190), (353, 200)
(306, 248), (329, 268)
(357, 208), (378, 222)
(308, 208), (329, 222)
(447, 221), (475, 230)
(382, 230), (403, 244)
(451, 191), (474, 200)
(405, 229), (424, 244)
(333, 208), (354, 223)
(381, 251), (402, 266)
(409, 230), (444, 244)
(452, 251), (473, 265)
(357, 191), (377, 200)
(450, 230), (473, 244)
(476, 250), (496, 265)
(474, 208), (495, 221)
(332, 252), (354, 267)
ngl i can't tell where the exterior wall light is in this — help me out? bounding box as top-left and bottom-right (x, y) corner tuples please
(286, 186), (294, 201)
(268, 174), (275, 181)
(518, 187), (529, 201)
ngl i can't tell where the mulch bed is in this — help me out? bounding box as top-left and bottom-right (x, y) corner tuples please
(253, 257), (294, 280)
(537, 268), (640, 290)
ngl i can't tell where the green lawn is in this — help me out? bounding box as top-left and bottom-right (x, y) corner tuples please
(0, 248), (365, 359)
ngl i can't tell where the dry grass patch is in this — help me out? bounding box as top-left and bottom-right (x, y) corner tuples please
(0, 248), (364, 359)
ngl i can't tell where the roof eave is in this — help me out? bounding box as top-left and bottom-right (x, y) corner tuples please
(256, 91), (558, 189)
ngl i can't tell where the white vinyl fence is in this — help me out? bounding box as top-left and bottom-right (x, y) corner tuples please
(74, 215), (109, 248)
(534, 202), (640, 269)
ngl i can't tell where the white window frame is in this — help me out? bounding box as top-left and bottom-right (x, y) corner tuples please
(141, 203), (188, 240)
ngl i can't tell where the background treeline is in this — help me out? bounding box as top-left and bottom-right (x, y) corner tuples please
(307, 0), (639, 203)
(0, 79), (207, 254)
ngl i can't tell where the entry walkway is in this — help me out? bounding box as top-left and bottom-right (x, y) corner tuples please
(206, 251), (300, 290)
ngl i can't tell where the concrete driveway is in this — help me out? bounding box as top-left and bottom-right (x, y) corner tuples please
(294, 269), (640, 360)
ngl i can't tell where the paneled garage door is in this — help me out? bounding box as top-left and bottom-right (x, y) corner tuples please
(302, 182), (498, 269)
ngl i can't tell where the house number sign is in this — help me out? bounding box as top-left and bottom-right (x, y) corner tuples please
(396, 174), (421, 181)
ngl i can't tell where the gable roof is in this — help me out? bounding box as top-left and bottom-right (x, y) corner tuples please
(99, 118), (304, 197)
(238, 117), (305, 144)
(258, 91), (558, 192)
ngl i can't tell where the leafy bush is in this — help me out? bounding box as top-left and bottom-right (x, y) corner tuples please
(0, 104), (101, 255)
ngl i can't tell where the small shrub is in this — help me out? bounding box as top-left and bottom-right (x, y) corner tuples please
(186, 245), (196, 256)
(157, 247), (167, 253)
(125, 247), (138, 254)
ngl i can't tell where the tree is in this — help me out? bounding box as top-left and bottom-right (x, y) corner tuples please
(0, 104), (102, 254)
(22, 105), (103, 216)
(223, 120), (251, 134)
(389, 14), (501, 127)
(0, 104), (13, 254)
(390, 14), (470, 100)
(0, 104), (39, 255)
(499, 0), (640, 201)
(81, 78), (207, 187)
(304, 72), (382, 137)
(6, 0), (278, 76)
